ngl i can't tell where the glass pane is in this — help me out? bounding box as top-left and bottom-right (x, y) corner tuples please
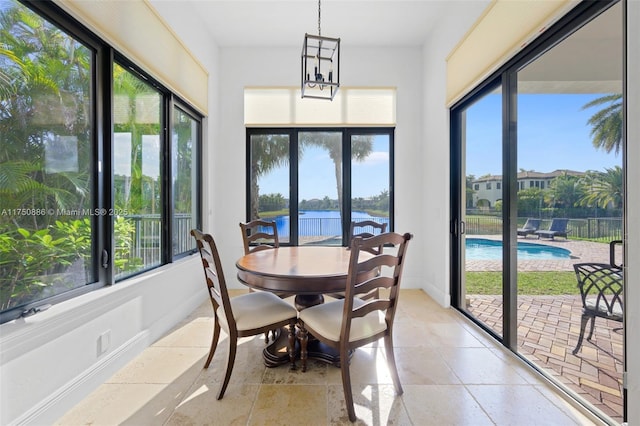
(172, 107), (198, 255)
(461, 86), (504, 338)
(298, 131), (342, 245)
(351, 134), (390, 232)
(516, 4), (623, 422)
(113, 63), (163, 278)
(0, 0), (95, 315)
(249, 134), (290, 244)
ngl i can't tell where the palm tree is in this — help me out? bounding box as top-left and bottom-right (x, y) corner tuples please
(299, 132), (373, 215)
(249, 134), (291, 220)
(1, 1), (92, 229)
(548, 172), (586, 214)
(582, 93), (622, 155)
(578, 166), (623, 209)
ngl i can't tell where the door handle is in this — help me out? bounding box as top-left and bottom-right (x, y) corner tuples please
(609, 240), (623, 268)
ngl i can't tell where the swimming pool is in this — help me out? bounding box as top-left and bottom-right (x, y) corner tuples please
(466, 238), (571, 260)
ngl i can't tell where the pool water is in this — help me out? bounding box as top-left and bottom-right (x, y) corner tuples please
(466, 238), (571, 260)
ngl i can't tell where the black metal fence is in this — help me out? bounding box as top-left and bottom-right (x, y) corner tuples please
(464, 215), (623, 241)
(116, 214), (194, 277)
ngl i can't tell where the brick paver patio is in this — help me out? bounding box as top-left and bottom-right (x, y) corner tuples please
(466, 237), (624, 423)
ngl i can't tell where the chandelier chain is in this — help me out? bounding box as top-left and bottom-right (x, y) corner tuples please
(318, 0), (321, 36)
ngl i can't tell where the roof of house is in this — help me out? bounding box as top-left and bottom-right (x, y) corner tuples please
(472, 169), (584, 183)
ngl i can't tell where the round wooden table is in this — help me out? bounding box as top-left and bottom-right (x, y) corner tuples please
(236, 246), (372, 367)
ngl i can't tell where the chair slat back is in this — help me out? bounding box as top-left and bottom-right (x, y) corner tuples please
(349, 220), (387, 254)
(239, 220), (279, 254)
(191, 229), (236, 332)
(550, 218), (569, 232)
(341, 232), (412, 343)
(574, 262), (623, 318)
(522, 218), (540, 230)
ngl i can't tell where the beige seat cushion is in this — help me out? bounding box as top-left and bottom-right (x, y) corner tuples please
(217, 292), (297, 332)
(299, 299), (386, 342)
(585, 298), (623, 320)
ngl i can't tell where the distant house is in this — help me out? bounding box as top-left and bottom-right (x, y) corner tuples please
(471, 169), (584, 208)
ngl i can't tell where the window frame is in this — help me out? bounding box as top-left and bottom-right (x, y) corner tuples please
(245, 127), (394, 246)
(0, 0), (202, 324)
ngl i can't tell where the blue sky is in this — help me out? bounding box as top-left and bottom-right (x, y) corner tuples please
(466, 92), (621, 177)
(258, 93), (621, 200)
(259, 135), (390, 200)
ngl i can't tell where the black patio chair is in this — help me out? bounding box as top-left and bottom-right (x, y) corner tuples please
(572, 262), (623, 355)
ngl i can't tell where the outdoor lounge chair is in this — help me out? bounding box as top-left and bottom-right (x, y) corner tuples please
(535, 218), (570, 240)
(517, 218), (541, 238)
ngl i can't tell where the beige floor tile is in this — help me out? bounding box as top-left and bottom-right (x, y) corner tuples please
(249, 384), (327, 426)
(422, 322), (486, 348)
(439, 347), (530, 385)
(197, 340), (268, 386)
(153, 317), (217, 348)
(395, 347), (461, 385)
(106, 346), (207, 385)
(263, 359), (330, 385)
(402, 384), (494, 425)
(56, 383), (181, 426)
(327, 383), (410, 425)
(56, 292), (608, 426)
(166, 382), (259, 425)
(533, 384), (599, 425)
(467, 384), (592, 425)
(397, 291), (462, 325)
(325, 347), (394, 385)
(392, 319), (437, 348)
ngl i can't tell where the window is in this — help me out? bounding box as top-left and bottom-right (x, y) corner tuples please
(171, 105), (200, 256)
(486, 183), (491, 190)
(474, 184), (480, 190)
(541, 181), (545, 189)
(246, 128), (393, 245)
(113, 63), (164, 278)
(0, 0), (201, 323)
(497, 182), (501, 190)
(0, 0), (97, 319)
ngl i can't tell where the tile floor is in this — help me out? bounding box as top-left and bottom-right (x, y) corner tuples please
(57, 290), (602, 426)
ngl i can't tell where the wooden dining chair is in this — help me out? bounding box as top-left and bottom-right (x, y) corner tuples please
(239, 219), (279, 255)
(348, 220), (387, 253)
(239, 219), (292, 341)
(190, 229), (298, 399)
(337, 220), (388, 300)
(298, 232), (413, 422)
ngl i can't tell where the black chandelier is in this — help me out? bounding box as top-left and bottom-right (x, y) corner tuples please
(301, 0), (340, 100)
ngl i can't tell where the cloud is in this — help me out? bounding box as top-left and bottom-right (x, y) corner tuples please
(357, 151), (389, 166)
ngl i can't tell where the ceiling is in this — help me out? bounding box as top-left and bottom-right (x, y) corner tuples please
(180, 0), (491, 47)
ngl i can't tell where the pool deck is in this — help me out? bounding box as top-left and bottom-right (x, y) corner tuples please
(465, 235), (624, 422)
(465, 235), (621, 272)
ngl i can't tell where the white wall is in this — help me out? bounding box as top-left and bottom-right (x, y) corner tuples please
(214, 45), (425, 291)
(420, 9), (488, 307)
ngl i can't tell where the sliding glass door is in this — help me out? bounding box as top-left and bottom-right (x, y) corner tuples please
(455, 83), (504, 339)
(515, 3), (623, 420)
(452, 1), (625, 422)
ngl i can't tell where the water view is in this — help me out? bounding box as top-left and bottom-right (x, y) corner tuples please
(466, 238), (572, 260)
(268, 210), (389, 241)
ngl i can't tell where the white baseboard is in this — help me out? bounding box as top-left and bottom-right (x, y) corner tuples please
(13, 330), (150, 426)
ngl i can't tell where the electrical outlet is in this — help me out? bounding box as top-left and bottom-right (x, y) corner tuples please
(98, 330), (111, 355)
